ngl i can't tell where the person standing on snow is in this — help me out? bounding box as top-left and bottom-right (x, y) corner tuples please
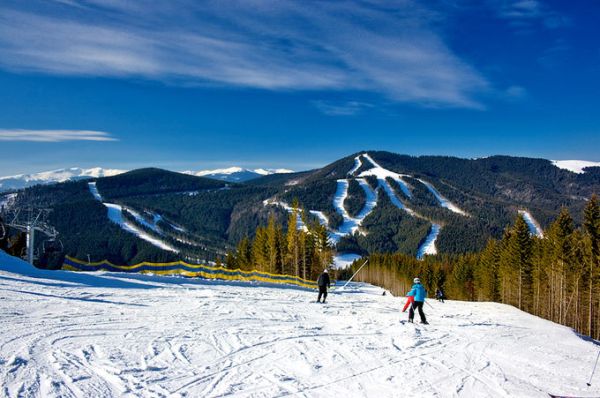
(317, 269), (331, 303)
(436, 288), (445, 303)
(407, 277), (428, 324)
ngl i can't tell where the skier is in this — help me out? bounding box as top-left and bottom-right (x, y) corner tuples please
(436, 288), (445, 303)
(316, 269), (331, 303)
(402, 294), (414, 312)
(407, 277), (428, 324)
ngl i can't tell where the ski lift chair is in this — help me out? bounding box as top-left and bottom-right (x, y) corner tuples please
(43, 238), (64, 254)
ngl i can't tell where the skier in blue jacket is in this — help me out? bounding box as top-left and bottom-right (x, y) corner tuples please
(406, 277), (428, 324)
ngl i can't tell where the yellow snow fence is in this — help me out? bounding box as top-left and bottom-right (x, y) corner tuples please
(62, 256), (318, 289)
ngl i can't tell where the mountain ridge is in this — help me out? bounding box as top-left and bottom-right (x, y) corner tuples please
(1, 151), (599, 266)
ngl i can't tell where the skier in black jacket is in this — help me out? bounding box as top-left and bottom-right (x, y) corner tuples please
(317, 269), (331, 303)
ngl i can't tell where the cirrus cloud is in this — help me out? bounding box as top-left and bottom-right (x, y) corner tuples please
(0, 129), (118, 142)
(0, 0), (490, 109)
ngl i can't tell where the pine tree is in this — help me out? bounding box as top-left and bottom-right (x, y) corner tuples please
(547, 207), (575, 322)
(477, 239), (500, 301)
(236, 236), (252, 270)
(286, 204), (300, 276)
(266, 215), (281, 274)
(251, 227), (269, 271)
(584, 195), (600, 337)
(507, 215), (534, 311)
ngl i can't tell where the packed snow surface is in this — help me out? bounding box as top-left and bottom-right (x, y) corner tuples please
(552, 160), (600, 174)
(417, 223), (441, 259)
(1, 250), (599, 398)
(518, 210), (544, 238)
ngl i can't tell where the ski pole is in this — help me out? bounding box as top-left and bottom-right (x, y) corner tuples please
(425, 300), (434, 310)
(341, 259), (369, 289)
(587, 350), (600, 386)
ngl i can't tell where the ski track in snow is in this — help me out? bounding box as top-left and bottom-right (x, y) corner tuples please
(330, 178), (378, 244)
(88, 182), (178, 253)
(1, 250), (598, 398)
(417, 179), (467, 216)
(518, 210), (544, 238)
(348, 155), (362, 176)
(359, 153), (413, 199)
(417, 224), (441, 260)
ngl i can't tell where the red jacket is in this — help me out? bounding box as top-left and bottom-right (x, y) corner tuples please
(402, 295), (414, 312)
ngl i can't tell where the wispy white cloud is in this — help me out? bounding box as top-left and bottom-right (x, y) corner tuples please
(0, 129), (118, 142)
(312, 100), (375, 116)
(0, 1), (490, 108)
(491, 0), (569, 30)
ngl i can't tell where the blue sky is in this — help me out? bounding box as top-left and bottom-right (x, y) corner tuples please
(0, 0), (599, 175)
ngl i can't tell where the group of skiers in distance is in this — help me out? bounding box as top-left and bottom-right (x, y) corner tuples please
(316, 270), (445, 324)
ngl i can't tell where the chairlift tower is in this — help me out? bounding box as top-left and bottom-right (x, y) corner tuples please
(5, 208), (58, 265)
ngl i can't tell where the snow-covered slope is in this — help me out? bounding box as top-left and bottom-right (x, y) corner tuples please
(552, 160), (600, 174)
(0, 167), (126, 192)
(518, 210), (544, 238)
(185, 167), (293, 182)
(1, 250), (598, 398)
(88, 182), (179, 253)
(417, 223), (441, 259)
(266, 152), (470, 262)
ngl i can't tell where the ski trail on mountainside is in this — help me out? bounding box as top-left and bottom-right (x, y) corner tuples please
(417, 223), (441, 259)
(266, 152), (474, 262)
(88, 182), (178, 253)
(518, 210), (544, 238)
(330, 178), (378, 244)
(416, 178), (467, 216)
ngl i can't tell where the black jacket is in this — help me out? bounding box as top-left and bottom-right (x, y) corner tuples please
(317, 272), (331, 288)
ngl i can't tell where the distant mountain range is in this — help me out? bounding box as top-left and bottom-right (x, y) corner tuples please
(0, 166), (294, 192)
(2, 152), (599, 267)
(182, 167), (294, 182)
(0, 167), (127, 192)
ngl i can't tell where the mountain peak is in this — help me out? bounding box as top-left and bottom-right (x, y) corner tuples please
(185, 167), (294, 182)
(0, 167), (127, 192)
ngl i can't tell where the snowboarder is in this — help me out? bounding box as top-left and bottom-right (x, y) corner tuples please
(317, 269), (331, 303)
(436, 288), (445, 303)
(407, 277), (428, 324)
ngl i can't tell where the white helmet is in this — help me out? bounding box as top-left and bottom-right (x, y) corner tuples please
(324, 269), (328, 273)
(414, 277), (420, 284)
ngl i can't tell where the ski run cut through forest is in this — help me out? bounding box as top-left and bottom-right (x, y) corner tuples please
(1, 250), (600, 398)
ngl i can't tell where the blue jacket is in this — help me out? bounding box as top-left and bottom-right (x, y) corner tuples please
(407, 283), (427, 302)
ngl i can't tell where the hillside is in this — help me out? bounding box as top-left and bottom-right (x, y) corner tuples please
(1, 152), (599, 265)
(0, 250), (598, 397)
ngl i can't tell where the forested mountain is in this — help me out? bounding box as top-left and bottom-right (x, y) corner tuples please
(1, 151), (598, 266)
